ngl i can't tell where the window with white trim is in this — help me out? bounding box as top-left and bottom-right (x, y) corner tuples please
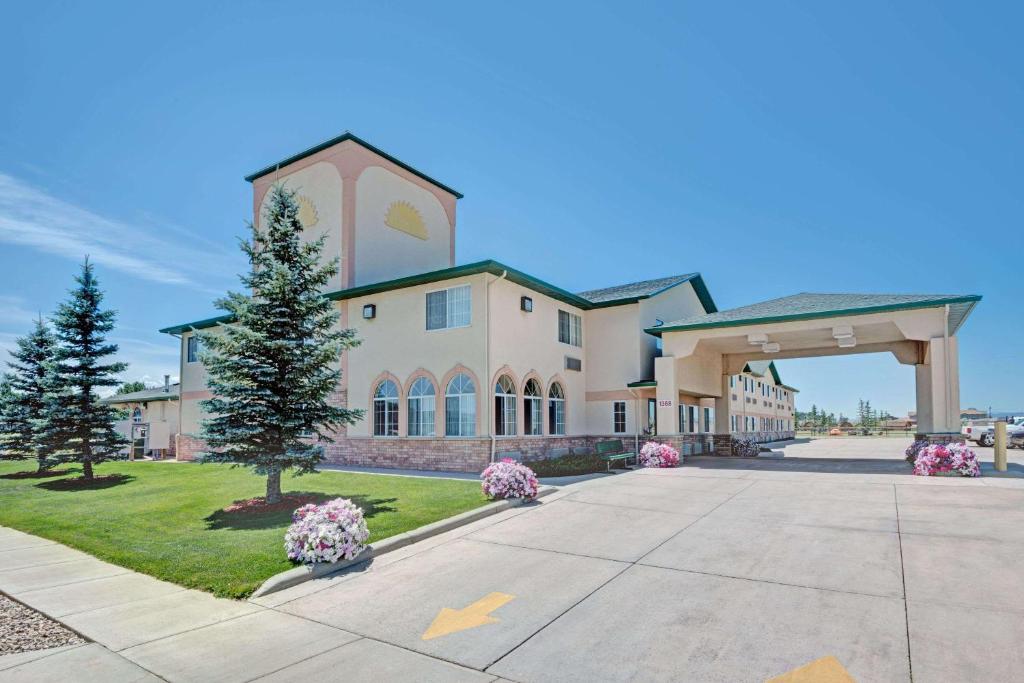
(426, 285), (471, 330)
(494, 375), (517, 436)
(523, 379), (542, 436)
(445, 373), (476, 436)
(548, 383), (566, 435)
(613, 401), (626, 434)
(407, 377), (436, 436)
(373, 379), (399, 436)
(557, 310), (582, 347)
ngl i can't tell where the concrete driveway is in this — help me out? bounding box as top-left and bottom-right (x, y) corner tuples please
(767, 435), (1024, 470)
(3, 454), (1023, 682)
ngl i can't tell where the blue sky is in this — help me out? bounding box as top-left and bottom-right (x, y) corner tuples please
(1, 1), (1020, 417)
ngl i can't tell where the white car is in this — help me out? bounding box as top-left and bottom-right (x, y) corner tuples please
(963, 417), (1024, 446)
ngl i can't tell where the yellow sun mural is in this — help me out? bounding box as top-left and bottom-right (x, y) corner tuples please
(297, 195), (319, 228)
(385, 201), (428, 240)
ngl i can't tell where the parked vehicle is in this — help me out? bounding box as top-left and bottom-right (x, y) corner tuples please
(1010, 432), (1024, 450)
(962, 417), (1024, 447)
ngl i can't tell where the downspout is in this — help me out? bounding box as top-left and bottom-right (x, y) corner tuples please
(487, 270), (508, 462)
(628, 388), (640, 455)
(944, 304), (951, 433)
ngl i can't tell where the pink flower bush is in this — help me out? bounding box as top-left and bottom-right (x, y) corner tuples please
(639, 441), (680, 468)
(905, 439), (930, 464)
(913, 442), (981, 477)
(285, 498), (370, 564)
(481, 458), (539, 500)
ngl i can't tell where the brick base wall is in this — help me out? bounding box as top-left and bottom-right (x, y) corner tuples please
(174, 434), (206, 462)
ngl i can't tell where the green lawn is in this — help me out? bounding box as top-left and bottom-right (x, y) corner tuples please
(0, 460), (487, 598)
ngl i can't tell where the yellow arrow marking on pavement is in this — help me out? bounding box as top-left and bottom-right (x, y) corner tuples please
(767, 656), (856, 683)
(421, 592), (516, 640)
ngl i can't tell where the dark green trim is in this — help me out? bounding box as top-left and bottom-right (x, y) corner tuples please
(626, 380), (657, 388)
(101, 393), (178, 404)
(644, 295), (982, 336)
(159, 314), (233, 336)
(244, 131), (463, 198)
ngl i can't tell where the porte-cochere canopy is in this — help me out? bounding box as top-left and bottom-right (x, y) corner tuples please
(646, 292), (981, 439)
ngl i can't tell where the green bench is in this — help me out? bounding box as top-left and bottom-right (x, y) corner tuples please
(595, 439), (636, 470)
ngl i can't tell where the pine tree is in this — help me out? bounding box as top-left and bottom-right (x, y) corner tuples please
(42, 260), (128, 480)
(0, 374), (16, 458)
(199, 185), (362, 504)
(1, 317), (58, 471)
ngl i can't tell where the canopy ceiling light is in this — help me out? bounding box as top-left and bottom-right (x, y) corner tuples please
(832, 325), (854, 339)
(747, 333), (768, 345)
(837, 336), (857, 348)
(761, 342), (781, 353)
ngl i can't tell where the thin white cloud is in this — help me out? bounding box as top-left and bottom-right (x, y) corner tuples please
(0, 172), (237, 288)
(0, 295), (43, 327)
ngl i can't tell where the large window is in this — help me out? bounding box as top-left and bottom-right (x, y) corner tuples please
(445, 373), (476, 436)
(187, 336), (199, 363)
(426, 285), (471, 330)
(494, 375), (517, 436)
(613, 401), (626, 434)
(687, 405), (698, 434)
(407, 377), (436, 436)
(523, 379), (542, 436)
(548, 382), (565, 435)
(703, 407), (713, 433)
(557, 310), (583, 347)
(373, 380), (400, 436)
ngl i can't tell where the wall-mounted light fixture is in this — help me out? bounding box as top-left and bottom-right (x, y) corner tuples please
(761, 342), (781, 353)
(362, 304), (376, 320)
(747, 333), (768, 345)
(520, 296), (533, 312)
(837, 336), (857, 349)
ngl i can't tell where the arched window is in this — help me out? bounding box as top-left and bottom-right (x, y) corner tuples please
(523, 379), (542, 436)
(445, 373), (476, 436)
(494, 375), (517, 436)
(373, 380), (399, 436)
(131, 407), (143, 423)
(548, 383), (565, 435)
(407, 377), (436, 437)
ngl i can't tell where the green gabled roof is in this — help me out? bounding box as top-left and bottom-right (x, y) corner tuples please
(645, 292), (981, 336)
(160, 260), (718, 335)
(577, 273), (716, 310)
(743, 360), (782, 385)
(244, 131), (463, 199)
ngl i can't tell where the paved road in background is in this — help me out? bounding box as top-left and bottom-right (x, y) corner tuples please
(3, 440), (1023, 681)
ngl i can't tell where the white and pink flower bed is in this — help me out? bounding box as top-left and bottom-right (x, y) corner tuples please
(639, 441), (681, 468)
(913, 442), (981, 477)
(481, 458), (539, 500)
(285, 498), (370, 564)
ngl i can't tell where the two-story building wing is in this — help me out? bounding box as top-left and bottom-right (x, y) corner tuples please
(160, 132), (797, 471)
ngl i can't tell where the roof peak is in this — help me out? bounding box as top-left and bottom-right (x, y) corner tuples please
(243, 131), (463, 198)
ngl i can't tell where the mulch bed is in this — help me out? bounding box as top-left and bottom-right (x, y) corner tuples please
(0, 594), (85, 656)
(222, 494), (329, 515)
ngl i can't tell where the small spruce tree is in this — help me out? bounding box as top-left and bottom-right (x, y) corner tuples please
(42, 259), (128, 480)
(1, 317), (58, 471)
(199, 185), (362, 504)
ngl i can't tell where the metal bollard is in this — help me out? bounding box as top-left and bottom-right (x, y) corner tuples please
(994, 420), (1007, 472)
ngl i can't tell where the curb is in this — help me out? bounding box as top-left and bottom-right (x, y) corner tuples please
(250, 485), (557, 598)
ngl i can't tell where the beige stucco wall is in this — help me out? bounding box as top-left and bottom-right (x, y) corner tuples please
(353, 166), (453, 287)
(257, 161), (344, 291)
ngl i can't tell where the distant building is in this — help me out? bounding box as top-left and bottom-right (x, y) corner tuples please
(960, 407), (988, 421)
(100, 379), (179, 458)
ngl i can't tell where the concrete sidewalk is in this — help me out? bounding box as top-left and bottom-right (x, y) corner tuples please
(3, 458), (1024, 681)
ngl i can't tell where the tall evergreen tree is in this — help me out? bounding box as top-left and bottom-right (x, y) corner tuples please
(0, 374), (16, 458)
(1, 317), (58, 471)
(42, 260), (128, 480)
(199, 185), (362, 504)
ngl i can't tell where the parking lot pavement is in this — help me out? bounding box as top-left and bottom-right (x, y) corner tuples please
(5, 449), (1024, 681)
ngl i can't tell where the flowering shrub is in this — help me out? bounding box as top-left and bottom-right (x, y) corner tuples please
(285, 498), (370, 564)
(639, 441), (681, 468)
(732, 438), (761, 457)
(481, 458), (539, 500)
(905, 439), (929, 464)
(913, 442), (981, 477)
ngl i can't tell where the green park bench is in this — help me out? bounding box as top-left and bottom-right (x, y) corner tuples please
(595, 439), (636, 470)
